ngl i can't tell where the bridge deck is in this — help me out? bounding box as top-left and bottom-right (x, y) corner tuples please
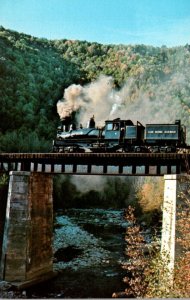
(0, 153), (189, 176)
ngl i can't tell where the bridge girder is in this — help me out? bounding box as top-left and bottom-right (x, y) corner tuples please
(0, 153), (189, 176)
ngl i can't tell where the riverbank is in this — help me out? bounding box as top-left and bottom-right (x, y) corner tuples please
(0, 208), (150, 298)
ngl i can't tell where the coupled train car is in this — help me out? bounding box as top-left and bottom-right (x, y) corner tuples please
(52, 116), (188, 153)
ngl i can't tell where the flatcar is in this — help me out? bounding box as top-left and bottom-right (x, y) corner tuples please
(52, 116), (188, 153)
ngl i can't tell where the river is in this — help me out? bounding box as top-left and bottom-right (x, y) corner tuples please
(27, 208), (129, 298)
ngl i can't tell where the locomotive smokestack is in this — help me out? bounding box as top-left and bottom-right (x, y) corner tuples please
(60, 115), (72, 132)
(88, 115), (95, 128)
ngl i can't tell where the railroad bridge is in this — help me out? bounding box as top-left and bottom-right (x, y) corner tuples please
(0, 152), (190, 175)
(0, 152), (190, 288)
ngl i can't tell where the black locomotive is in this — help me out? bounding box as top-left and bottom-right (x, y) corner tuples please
(52, 116), (187, 153)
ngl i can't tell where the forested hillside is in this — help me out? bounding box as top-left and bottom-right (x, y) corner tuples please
(0, 26), (190, 152)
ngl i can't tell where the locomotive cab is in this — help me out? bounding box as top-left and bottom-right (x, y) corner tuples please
(104, 118), (122, 140)
(104, 118), (145, 152)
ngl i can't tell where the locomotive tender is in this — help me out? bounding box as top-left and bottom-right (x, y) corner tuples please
(52, 116), (187, 153)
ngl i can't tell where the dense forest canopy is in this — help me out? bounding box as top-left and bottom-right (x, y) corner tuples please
(0, 26), (190, 152)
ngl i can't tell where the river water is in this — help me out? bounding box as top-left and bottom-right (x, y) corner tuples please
(27, 208), (129, 298)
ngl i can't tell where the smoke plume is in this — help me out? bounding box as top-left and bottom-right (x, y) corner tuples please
(57, 75), (116, 127)
(57, 71), (190, 143)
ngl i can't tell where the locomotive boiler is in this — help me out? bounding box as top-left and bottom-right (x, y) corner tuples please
(52, 116), (187, 153)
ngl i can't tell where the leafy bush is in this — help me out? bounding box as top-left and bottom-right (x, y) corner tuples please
(112, 206), (156, 298)
(112, 189), (190, 298)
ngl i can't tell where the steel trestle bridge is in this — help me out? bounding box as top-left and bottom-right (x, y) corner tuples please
(0, 152), (189, 176)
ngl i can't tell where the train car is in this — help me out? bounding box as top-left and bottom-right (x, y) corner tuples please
(52, 117), (145, 153)
(145, 120), (186, 152)
(52, 116), (187, 153)
(52, 116), (103, 153)
(104, 118), (145, 152)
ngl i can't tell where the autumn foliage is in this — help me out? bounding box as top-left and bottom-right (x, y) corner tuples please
(137, 178), (164, 212)
(113, 187), (190, 298)
(112, 206), (150, 298)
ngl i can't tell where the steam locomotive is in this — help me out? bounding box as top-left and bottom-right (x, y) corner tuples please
(52, 116), (188, 153)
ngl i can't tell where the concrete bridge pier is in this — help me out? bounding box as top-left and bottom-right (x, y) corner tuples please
(161, 174), (190, 276)
(0, 171), (54, 287)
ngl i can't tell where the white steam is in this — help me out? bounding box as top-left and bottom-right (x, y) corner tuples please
(57, 73), (186, 128)
(57, 75), (116, 126)
(71, 175), (106, 193)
